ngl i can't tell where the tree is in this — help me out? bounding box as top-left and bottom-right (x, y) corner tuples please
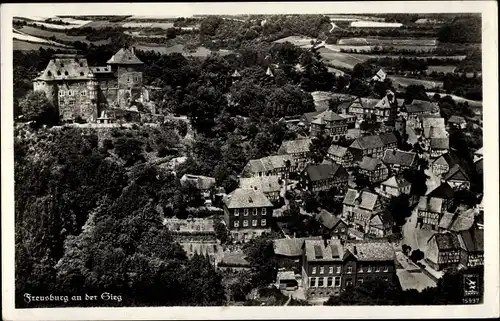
(402, 244), (412, 256)
(243, 234), (278, 286)
(410, 249), (424, 263)
(19, 91), (58, 126)
(324, 278), (404, 305)
(214, 217), (231, 244)
(114, 137), (145, 167)
(386, 194), (412, 226)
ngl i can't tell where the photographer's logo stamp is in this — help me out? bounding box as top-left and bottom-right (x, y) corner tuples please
(462, 274), (481, 304)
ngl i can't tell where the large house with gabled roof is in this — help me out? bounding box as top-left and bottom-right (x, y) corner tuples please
(223, 188), (274, 242)
(443, 164), (471, 190)
(349, 132), (398, 161)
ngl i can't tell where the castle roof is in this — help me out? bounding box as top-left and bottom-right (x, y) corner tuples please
(107, 47), (143, 65)
(34, 55), (92, 81)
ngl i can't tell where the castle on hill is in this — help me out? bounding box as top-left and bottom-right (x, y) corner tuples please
(32, 47), (152, 123)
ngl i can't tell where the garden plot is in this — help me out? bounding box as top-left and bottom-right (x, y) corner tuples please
(121, 22), (175, 29)
(14, 39), (67, 51)
(339, 37), (438, 46)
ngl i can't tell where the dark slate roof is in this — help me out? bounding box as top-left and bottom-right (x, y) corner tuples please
(90, 66), (112, 73)
(225, 188), (273, 209)
(433, 152), (459, 167)
(379, 132), (398, 145)
(350, 135), (384, 150)
(403, 99), (435, 113)
(371, 210), (394, 226)
(34, 55), (91, 81)
(107, 47), (144, 65)
(448, 115), (466, 124)
(459, 228), (484, 252)
(382, 149), (416, 167)
(475, 158), (483, 175)
(328, 144), (349, 158)
(303, 111), (323, 124)
(427, 182), (455, 199)
(304, 163), (346, 181)
(343, 189), (379, 210)
(344, 240), (395, 261)
(278, 138), (312, 155)
(359, 156), (386, 171)
(273, 237), (321, 257)
(434, 233), (461, 250)
(443, 164), (470, 182)
(305, 239), (344, 262)
(431, 137), (449, 149)
(315, 209), (343, 230)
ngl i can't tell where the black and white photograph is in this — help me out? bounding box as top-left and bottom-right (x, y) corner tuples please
(1, 2), (498, 320)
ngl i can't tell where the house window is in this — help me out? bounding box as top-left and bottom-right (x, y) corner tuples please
(252, 220), (257, 227)
(244, 209), (249, 216)
(341, 228), (345, 232)
(253, 208), (258, 215)
(59, 90), (65, 96)
(327, 277), (333, 287)
(310, 277), (316, 287)
(234, 221), (239, 228)
(81, 91), (87, 96)
(329, 267), (333, 274)
(336, 266), (341, 273)
(384, 277), (389, 282)
(320, 267), (324, 274)
(367, 266), (372, 272)
(318, 277), (324, 287)
(261, 219), (266, 226)
(334, 229), (339, 233)
(375, 266), (381, 272)
(243, 220), (248, 227)
(312, 267), (316, 274)
(234, 209), (239, 217)
(334, 277), (341, 287)
(347, 266), (352, 274)
(346, 279), (353, 287)
(358, 265), (363, 273)
(358, 278), (363, 284)
(68, 90), (72, 96)
(69, 100), (74, 106)
(262, 208), (267, 215)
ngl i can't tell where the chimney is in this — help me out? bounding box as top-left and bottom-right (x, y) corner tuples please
(353, 246), (357, 255)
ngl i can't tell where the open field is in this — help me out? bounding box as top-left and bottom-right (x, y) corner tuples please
(317, 48), (372, 69)
(350, 21), (403, 28)
(426, 92), (482, 108)
(27, 21), (81, 30)
(425, 65), (457, 74)
(373, 55), (467, 60)
(274, 35), (315, 47)
(339, 37), (438, 46)
(122, 22), (175, 29)
(136, 43), (233, 57)
(14, 39), (70, 51)
(13, 29), (71, 48)
(18, 26), (111, 45)
(389, 76), (443, 89)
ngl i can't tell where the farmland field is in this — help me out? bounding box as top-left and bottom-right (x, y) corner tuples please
(27, 21), (82, 30)
(18, 26), (111, 45)
(135, 44), (233, 57)
(350, 21), (403, 28)
(274, 35), (315, 47)
(426, 92), (482, 108)
(13, 29), (71, 48)
(13, 39), (70, 51)
(121, 22), (175, 29)
(425, 65), (457, 74)
(389, 76), (444, 89)
(338, 37), (438, 46)
(317, 48), (372, 69)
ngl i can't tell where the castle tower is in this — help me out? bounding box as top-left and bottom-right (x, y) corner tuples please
(107, 47), (144, 107)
